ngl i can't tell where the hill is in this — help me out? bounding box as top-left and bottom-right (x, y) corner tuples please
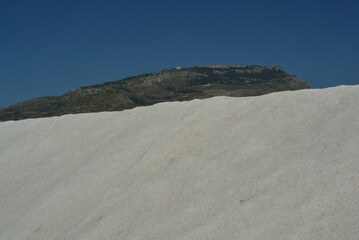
(0, 65), (310, 121)
(1, 85), (358, 239)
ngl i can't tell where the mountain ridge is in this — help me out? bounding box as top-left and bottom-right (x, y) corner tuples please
(0, 65), (310, 121)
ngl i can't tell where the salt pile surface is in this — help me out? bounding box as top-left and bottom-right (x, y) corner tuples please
(1, 85), (359, 240)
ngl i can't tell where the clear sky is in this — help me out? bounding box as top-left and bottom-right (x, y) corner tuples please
(1, 0), (358, 108)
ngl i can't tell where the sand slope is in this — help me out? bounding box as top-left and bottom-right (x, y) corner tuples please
(1, 85), (358, 240)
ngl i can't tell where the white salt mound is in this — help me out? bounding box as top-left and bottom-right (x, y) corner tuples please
(1, 85), (359, 240)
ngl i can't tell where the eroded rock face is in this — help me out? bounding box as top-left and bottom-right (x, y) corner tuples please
(1, 86), (358, 240)
(0, 65), (310, 121)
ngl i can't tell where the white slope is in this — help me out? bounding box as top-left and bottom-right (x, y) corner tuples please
(0, 86), (358, 240)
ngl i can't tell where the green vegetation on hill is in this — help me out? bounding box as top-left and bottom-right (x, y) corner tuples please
(0, 65), (310, 121)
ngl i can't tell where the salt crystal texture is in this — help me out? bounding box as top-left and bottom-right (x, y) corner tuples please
(1, 85), (359, 240)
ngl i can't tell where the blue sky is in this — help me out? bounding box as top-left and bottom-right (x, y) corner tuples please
(1, 0), (358, 108)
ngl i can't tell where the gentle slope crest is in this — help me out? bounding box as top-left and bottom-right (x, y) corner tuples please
(0, 85), (358, 239)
